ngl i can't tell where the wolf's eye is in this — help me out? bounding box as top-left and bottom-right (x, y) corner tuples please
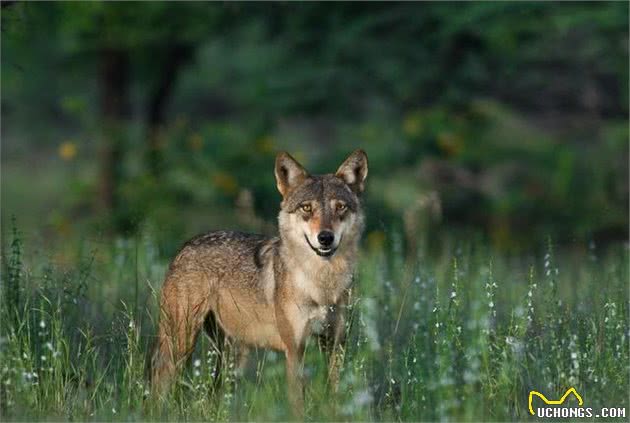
(300, 204), (312, 213)
(336, 203), (347, 212)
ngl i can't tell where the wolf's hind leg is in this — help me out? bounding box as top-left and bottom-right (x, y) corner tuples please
(151, 318), (177, 395)
(151, 280), (210, 395)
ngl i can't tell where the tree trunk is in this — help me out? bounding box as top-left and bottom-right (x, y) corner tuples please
(146, 44), (192, 177)
(97, 48), (129, 218)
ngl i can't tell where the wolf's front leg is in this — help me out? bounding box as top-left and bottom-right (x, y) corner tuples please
(317, 305), (347, 394)
(327, 309), (346, 392)
(276, 301), (306, 418)
(284, 346), (305, 418)
(320, 290), (350, 392)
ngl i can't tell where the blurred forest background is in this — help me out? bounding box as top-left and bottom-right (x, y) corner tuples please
(2, 1), (628, 257)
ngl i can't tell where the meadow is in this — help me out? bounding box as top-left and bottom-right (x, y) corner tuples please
(1, 2), (628, 421)
(1, 222), (627, 421)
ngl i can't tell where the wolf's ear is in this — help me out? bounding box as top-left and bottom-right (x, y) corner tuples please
(275, 152), (308, 196)
(336, 149), (368, 194)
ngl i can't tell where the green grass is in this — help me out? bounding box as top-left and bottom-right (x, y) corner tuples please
(1, 224), (628, 421)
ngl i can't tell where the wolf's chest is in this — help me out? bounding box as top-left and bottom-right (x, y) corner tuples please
(292, 267), (351, 306)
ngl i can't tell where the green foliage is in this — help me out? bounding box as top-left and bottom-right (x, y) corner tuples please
(2, 217), (24, 331)
(2, 1), (627, 248)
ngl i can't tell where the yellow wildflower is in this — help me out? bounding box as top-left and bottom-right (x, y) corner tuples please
(58, 141), (78, 161)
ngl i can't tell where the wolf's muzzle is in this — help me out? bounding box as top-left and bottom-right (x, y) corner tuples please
(304, 234), (337, 258)
(317, 231), (335, 247)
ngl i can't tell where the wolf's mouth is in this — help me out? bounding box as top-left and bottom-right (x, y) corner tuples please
(304, 234), (337, 258)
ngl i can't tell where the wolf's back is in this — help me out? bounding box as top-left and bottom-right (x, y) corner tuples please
(170, 230), (270, 278)
(164, 230), (276, 293)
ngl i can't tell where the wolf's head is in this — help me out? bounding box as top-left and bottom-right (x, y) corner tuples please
(275, 150), (368, 259)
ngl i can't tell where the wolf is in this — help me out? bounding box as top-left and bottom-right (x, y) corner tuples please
(151, 150), (368, 415)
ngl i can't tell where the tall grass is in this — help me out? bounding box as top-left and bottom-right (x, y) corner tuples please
(1, 224), (628, 421)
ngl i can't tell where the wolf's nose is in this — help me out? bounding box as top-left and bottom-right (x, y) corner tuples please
(317, 231), (334, 247)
